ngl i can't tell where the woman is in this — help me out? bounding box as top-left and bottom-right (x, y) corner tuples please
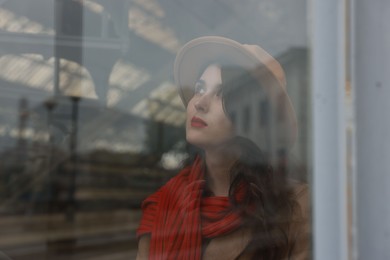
(136, 36), (310, 259)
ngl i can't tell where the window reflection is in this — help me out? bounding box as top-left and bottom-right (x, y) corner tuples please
(0, 0), (310, 258)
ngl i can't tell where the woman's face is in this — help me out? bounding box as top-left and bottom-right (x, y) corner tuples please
(186, 64), (235, 149)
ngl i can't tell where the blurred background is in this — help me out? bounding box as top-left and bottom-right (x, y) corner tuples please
(0, 0), (310, 259)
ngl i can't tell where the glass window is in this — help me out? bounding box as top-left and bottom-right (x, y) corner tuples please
(0, 0), (311, 258)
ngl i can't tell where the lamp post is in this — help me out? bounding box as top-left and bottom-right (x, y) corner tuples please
(66, 96), (80, 223)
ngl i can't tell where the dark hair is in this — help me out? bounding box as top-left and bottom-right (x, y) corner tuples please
(231, 137), (297, 259)
(185, 64), (300, 259)
(183, 137), (298, 259)
(220, 66), (260, 123)
(222, 66), (299, 259)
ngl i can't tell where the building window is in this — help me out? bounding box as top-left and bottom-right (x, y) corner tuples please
(260, 99), (269, 126)
(243, 105), (251, 133)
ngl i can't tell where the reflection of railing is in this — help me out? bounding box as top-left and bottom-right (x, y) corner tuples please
(0, 145), (67, 214)
(0, 210), (141, 248)
(0, 148), (176, 258)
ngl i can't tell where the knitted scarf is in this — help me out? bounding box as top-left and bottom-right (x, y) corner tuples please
(137, 157), (245, 259)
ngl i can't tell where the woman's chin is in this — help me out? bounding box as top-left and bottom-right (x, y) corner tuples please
(186, 137), (204, 149)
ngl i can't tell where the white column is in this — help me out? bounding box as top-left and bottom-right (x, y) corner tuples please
(353, 0), (390, 259)
(311, 0), (349, 259)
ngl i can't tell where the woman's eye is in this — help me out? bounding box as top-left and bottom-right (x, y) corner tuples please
(194, 82), (205, 94)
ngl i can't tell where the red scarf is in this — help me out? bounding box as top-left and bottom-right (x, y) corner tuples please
(137, 157), (246, 259)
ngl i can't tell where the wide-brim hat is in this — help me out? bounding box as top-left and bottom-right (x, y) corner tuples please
(173, 36), (297, 148)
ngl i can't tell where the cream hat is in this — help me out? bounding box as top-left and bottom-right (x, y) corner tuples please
(174, 36), (297, 148)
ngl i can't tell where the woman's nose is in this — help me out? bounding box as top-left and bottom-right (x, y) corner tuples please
(194, 94), (210, 112)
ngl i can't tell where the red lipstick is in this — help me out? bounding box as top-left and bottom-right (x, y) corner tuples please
(191, 116), (207, 128)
